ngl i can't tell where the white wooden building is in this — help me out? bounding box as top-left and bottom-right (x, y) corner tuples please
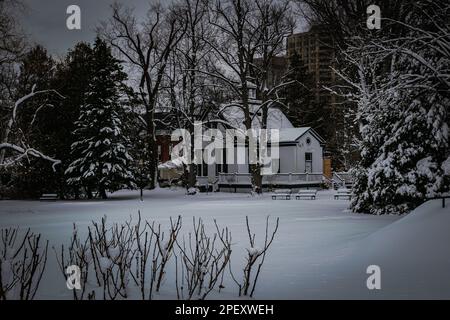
(196, 91), (326, 192)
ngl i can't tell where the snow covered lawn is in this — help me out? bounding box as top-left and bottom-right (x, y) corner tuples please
(0, 188), (448, 299)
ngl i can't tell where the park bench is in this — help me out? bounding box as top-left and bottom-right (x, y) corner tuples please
(271, 189), (292, 200)
(39, 193), (58, 201)
(296, 189), (317, 200)
(427, 195), (450, 208)
(334, 188), (351, 200)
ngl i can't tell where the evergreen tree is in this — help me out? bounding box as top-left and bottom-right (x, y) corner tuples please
(345, 0), (450, 214)
(283, 52), (326, 138)
(66, 38), (135, 199)
(53, 42), (94, 198)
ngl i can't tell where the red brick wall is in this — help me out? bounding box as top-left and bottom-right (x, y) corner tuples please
(156, 135), (181, 163)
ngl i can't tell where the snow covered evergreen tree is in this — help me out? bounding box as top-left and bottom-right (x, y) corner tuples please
(66, 38), (135, 199)
(55, 42), (94, 198)
(339, 0), (450, 214)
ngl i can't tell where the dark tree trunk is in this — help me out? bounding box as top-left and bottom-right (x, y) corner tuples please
(187, 163), (197, 189)
(243, 83), (263, 193)
(99, 187), (107, 199)
(86, 187), (93, 199)
(146, 134), (157, 190)
(187, 129), (197, 189)
(145, 95), (157, 190)
(250, 163), (263, 194)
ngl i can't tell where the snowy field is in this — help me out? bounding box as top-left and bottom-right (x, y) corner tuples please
(0, 188), (449, 299)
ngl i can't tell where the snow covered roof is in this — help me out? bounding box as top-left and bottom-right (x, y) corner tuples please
(219, 104), (294, 130)
(218, 104), (325, 144)
(279, 128), (310, 142)
(278, 127), (325, 144)
(158, 158), (184, 170)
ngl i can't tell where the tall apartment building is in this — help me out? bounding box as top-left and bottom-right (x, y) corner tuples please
(286, 24), (336, 106)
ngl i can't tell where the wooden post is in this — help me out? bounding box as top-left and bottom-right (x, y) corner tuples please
(323, 156), (332, 179)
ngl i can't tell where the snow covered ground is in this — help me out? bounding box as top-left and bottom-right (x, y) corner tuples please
(0, 188), (449, 299)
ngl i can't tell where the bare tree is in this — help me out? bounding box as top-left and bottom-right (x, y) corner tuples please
(294, 0), (411, 169)
(0, 0), (26, 67)
(0, 84), (64, 169)
(198, 0), (294, 192)
(0, 0), (47, 170)
(0, 0), (26, 113)
(295, 0), (407, 42)
(100, 1), (187, 189)
(331, 0), (450, 214)
(252, 0), (295, 127)
(162, 0), (222, 190)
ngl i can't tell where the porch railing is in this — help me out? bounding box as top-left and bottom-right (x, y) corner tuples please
(217, 173), (324, 185)
(195, 176), (219, 192)
(333, 172), (354, 187)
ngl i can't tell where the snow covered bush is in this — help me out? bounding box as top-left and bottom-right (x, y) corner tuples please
(174, 218), (232, 300)
(54, 224), (92, 300)
(237, 216), (279, 297)
(65, 38), (135, 199)
(56, 215), (143, 300)
(53, 214), (198, 300)
(337, 0), (450, 214)
(87, 216), (137, 300)
(146, 215), (182, 296)
(186, 187), (198, 195)
(52, 214), (278, 300)
(0, 228), (48, 300)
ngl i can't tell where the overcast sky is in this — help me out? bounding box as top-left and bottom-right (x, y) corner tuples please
(19, 0), (149, 56)
(18, 0), (308, 57)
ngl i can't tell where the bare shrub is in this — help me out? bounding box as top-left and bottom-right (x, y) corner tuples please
(235, 216), (279, 297)
(128, 212), (153, 299)
(0, 227), (48, 300)
(54, 224), (92, 300)
(54, 213), (182, 300)
(129, 214), (182, 299)
(50, 214), (278, 300)
(175, 217), (232, 300)
(88, 216), (136, 300)
(147, 215), (182, 295)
